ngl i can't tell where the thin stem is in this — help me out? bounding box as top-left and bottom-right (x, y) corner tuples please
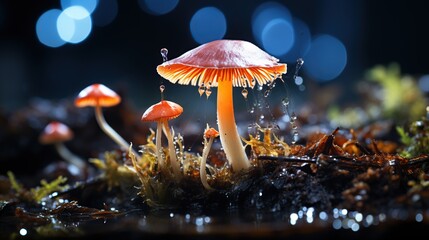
(200, 137), (214, 190)
(217, 80), (250, 171)
(55, 142), (86, 169)
(94, 105), (140, 159)
(156, 122), (164, 169)
(162, 121), (181, 180)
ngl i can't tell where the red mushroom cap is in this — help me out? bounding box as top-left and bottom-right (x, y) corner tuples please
(39, 121), (74, 144)
(204, 127), (219, 139)
(156, 39), (287, 88)
(141, 100), (183, 122)
(75, 83), (121, 108)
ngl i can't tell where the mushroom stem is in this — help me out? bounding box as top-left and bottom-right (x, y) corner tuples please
(156, 122), (165, 169)
(217, 80), (250, 171)
(54, 142), (86, 170)
(162, 121), (182, 179)
(94, 105), (140, 159)
(200, 137), (214, 190)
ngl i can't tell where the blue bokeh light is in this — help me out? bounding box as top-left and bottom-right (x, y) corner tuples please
(252, 2), (292, 46)
(138, 0), (179, 15)
(261, 18), (295, 56)
(61, 0), (98, 14)
(92, 0), (118, 27)
(36, 9), (66, 48)
(282, 18), (311, 62)
(304, 34), (347, 82)
(418, 75), (429, 92)
(190, 7), (227, 44)
(57, 6), (92, 44)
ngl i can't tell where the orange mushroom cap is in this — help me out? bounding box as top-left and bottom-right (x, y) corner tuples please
(39, 121), (74, 144)
(75, 83), (121, 108)
(204, 127), (219, 139)
(141, 100), (183, 122)
(156, 39), (287, 88)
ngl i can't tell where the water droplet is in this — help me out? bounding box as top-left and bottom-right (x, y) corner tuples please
(291, 112), (297, 120)
(281, 98), (289, 107)
(205, 88), (212, 98)
(249, 107), (255, 114)
(259, 115), (265, 120)
(248, 124), (255, 134)
(264, 90), (270, 97)
(292, 131), (299, 144)
(241, 89), (248, 99)
(160, 48), (168, 62)
(198, 86), (205, 96)
(294, 76), (304, 85)
(265, 103), (270, 109)
(257, 84), (263, 91)
(293, 58), (304, 80)
(159, 85), (165, 93)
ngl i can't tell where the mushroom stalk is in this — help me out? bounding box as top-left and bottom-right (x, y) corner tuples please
(217, 80), (250, 171)
(200, 137), (214, 190)
(156, 122), (165, 169)
(162, 121), (181, 179)
(54, 142), (86, 170)
(94, 105), (140, 159)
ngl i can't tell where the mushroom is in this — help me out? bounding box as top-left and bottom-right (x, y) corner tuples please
(157, 39), (287, 171)
(141, 100), (183, 178)
(200, 125), (219, 190)
(74, 83), (139, 158)
(39, 121), (86, 170)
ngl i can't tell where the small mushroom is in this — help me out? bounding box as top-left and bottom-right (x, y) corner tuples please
(39, 121), (86, 170)
(200, 125), (219, 190)
(141, 100), (183, 178)
(157, 39), (287, 171)
(74, 83), (139, 158)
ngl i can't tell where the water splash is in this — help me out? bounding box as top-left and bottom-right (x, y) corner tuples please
(281, 97), (289, 108)
(160, 48), (168, 62)
(293, 58), (304, 80)
(160, 85), (165, 93)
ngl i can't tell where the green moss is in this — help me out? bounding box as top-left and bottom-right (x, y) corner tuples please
(366, 63), (426, 122)
(7, 171), (68, 203)
(31, 176), (68, 203)
(397, 118), (429, 158)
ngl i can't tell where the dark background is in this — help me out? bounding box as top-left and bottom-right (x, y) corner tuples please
(0, 0), (428, 114)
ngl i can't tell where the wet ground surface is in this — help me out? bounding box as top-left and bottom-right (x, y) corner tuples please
(1, 97), (429, 239)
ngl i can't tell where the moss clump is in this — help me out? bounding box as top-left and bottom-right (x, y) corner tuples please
(7, 171), (68, 203)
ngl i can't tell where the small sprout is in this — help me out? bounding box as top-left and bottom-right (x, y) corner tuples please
(200, 125), (219, 190)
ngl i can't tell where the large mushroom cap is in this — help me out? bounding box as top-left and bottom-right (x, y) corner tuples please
(141, 100), (183, 122)
(39, 121), (74, 144)
(157, 39), (287, 88)
(75, 83), (121, 108)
